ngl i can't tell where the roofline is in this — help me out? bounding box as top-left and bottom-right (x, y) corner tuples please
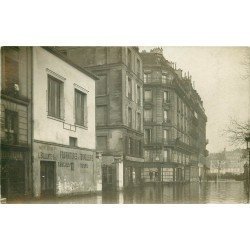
(41, 47), (99, 80)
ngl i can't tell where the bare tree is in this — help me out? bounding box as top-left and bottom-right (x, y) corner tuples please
(224, 118), (250, 146)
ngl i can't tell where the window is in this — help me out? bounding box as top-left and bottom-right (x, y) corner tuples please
(5, 110), (18, 144)
(75, 89), (87, 126)
(137, 112), (141, 131)
(162, 75), (167, 83)
(96, 75), (107, 96)
(128, 107), (132, 128)
(128, 78), (132, 100)
(4, 48), (19, 91)
(69, 137), (77, 147)
(137, 85), (141, 104)
(128, 137), (133, 155)
(97, 136), (108, 151)
(144, 129), (152, 144)
(144, 73), (151, 83)
(127, 49), (132, 70)
(163, 91), (169, 102)
(163, 110), (168, 122)
(163, 129), (169, 142)
(144, 150), (150, 162)
(144, 109), (152, 122)
(96, 106), (107, 125)
(144, 90), (152, 102)
(48, 76), (63, 119)
(137, 59), (141, 77)
(164, 150), (168, 162)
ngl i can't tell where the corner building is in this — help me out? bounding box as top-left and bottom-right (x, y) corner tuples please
(32, 47), (100, 197)
(140, 48), (208, 183)
(56, 47), (144, 190)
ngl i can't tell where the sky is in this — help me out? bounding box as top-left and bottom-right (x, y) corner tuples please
(140, 47), (250, 153)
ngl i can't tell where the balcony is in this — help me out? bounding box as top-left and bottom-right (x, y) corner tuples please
(162, 119), (171, 125)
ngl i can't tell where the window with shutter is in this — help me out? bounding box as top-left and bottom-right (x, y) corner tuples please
(75, 89), (87, 126)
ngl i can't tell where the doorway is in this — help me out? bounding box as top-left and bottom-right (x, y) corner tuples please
(40, 161), (56, 197)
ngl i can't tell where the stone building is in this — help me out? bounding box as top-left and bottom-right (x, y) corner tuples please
(140, 48), (208, 183)
(56, 47), (144, 190)
(1, 47), (32, 200)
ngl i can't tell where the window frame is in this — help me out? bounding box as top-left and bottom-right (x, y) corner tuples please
(74, 88), (87, 127)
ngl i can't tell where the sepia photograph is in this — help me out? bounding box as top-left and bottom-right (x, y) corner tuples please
(1, 46), (249, 204)
(1, 1), (250, 250)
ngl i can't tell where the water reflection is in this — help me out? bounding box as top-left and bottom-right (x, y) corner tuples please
(9, 180), (249, 204)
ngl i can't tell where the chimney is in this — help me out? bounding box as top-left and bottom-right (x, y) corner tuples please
(175, 68), (182, 78)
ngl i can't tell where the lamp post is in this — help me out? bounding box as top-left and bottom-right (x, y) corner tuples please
(245, 133), (250, 203)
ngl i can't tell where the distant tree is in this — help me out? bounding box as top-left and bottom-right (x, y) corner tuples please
(224, 118), (250, 146)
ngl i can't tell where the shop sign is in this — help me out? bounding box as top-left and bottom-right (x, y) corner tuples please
(1, 151), (24, 161)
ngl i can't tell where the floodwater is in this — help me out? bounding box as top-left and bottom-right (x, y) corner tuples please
(10, 180), (250, 204)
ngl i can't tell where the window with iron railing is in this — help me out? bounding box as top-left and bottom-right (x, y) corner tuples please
(5, 110), (18, 144)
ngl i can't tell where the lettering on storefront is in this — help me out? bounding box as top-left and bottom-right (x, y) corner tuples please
(38, 152), (56, 160)
(1, 151), (24, 161)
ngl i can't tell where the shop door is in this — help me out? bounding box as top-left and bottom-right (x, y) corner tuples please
(102, 164), (116, 190)
(40, 161), (55, 197)
(1, 161), (25, 199)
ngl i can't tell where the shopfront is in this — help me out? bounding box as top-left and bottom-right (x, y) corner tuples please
(33, 141), (97, 197)
(0, 147), (30, 199)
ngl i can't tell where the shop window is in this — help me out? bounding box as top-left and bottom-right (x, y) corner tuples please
(48, 75), (63, 119)
(75, 89), (87, 126)
(96, 75), (107, 96)
(69, 137), (78, 147)
(5, 109), (18, 144)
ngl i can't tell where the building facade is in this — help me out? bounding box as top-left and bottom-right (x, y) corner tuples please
(1, 47), (33, 200)
(32, 47), (100, 197)
(57, 47), (144, 190)
(140, 48), (208, 183)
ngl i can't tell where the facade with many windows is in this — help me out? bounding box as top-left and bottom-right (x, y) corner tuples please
(140, 48), (208, 183)
(56, 47), (144, 190)
(32, 47), (100, 197)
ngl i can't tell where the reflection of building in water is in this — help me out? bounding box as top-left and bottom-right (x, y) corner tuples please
(208, 148), (246, 175)
(140, 48), (208, 183)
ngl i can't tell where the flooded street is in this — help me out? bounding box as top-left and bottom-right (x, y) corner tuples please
(11, 180), (249, 204)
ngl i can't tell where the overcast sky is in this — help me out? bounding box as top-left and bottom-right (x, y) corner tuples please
(140, 47), (250, 153)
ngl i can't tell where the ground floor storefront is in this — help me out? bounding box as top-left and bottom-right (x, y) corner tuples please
(142, 163), (200, 183)
(33, 140), (101, 198)
(0, 145), (31, 199)
(101, 155), (144, 191)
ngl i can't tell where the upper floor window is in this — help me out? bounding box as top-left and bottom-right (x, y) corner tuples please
(163, 91), (169, 102)
(69, 137), (78, 147)
(136, 59), (141, 78)
(163, 150), (168, 162)
(144, 109), (153, 122)
(144, 90), (152, 102)
(75, 89), (87, 126)
(144, 129), (152, 144)
(127, 49), (132, 70)
(163, 110), (168, 122)
(144, 73), (151, 83)
(3, 47), (20, 93)
(96, 105), (107, 125)
(163, 129), (170, 142)
(128, 77), (132, 100)
(137, 112), (141, 131)
(96, 75), (107, 96)
(137, 85), (141, 104)
(5, 109), (18, 144)
(162, 75), (167, 84)
(128, 107), (132, 128)
(48, 75), (63, 119)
